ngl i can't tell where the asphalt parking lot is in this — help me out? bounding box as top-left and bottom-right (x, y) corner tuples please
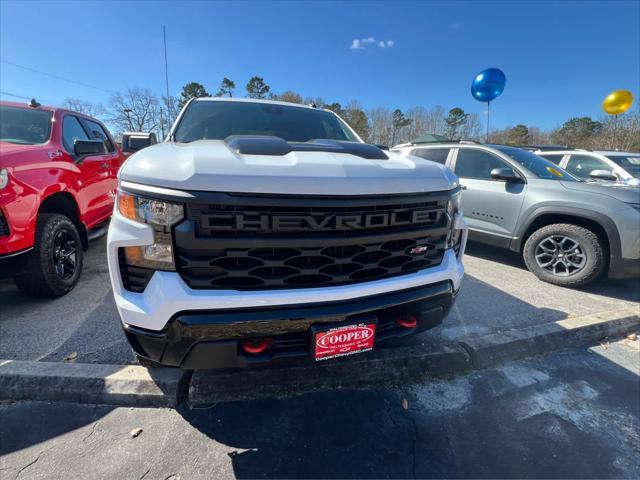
(1, 237), (638, 365)
(1, 338), (638, 479)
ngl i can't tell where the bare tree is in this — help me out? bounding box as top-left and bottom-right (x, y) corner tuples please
(405, 106), (446, 141)
(367, 107), (393, 146)
(273, 91), (304, 104)
(62, 98), (107, 119)
(109, 88), (160, 134)
(459, 112), (483, 141)
(596, 112), (640, 151)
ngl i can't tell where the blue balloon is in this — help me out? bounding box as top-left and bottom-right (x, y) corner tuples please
(471, 68), (506, 102)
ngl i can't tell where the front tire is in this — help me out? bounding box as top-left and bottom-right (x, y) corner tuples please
(14, 214), (84, 297)
(523, 223), (606, 288)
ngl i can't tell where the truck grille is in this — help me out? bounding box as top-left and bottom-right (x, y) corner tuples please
(173, 192), (452, 290)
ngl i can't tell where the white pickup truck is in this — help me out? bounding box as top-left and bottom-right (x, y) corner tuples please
(107, 98), (467, 369)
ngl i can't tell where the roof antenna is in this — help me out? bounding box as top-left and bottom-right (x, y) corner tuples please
(29, 98), (41, 108)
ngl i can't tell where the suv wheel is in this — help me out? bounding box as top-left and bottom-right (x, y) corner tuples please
(523, 223), (606, 288)
(14, 214), (84, 297)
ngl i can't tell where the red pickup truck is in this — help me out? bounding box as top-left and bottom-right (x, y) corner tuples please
(0, 100), (125, 297)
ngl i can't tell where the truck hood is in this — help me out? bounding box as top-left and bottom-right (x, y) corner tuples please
(561, 180), (640, 204)
(119, 140), (458, 195)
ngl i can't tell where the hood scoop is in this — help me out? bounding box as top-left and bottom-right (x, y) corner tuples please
(225, 135), (389, 160)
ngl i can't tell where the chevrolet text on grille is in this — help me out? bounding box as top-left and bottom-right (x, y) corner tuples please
(202, 209), (437, 232)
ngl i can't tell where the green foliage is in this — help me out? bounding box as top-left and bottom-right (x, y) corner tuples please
(323, 102), (344, 116)
(552, 117), (603, 147)
(179, 82), (210, 108)
(444, 107), (469, 140)
(215, 78), (236, 97)
(391, 109), (412, 145)
(343, 102), (370, 141)
(246, 76), (270, 99)
(504, 124), (530, 145)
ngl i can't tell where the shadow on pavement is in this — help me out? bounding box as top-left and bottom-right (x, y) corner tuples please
(466, 241), (640, 303)
(175, 342), (639, 479)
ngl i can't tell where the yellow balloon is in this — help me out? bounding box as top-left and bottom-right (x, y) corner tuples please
(602, 90), (634, 115)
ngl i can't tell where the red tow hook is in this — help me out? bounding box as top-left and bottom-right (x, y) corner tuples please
(242, 338), (271, 354)
(396, 314), (418, 329)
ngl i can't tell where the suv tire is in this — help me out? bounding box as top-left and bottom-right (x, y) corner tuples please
(14, 214), (84, 297)
(523, 223), (606, 288)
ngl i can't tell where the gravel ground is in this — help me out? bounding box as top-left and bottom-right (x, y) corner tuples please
(1, 338), (638, 479)
(0, 238), (638, 364)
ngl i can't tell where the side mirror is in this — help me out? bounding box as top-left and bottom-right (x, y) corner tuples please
(490, 167), (521, 182)
(589, 169), (618, 182)
(74, 139), (105, 156)
(121, 132), (157, 154)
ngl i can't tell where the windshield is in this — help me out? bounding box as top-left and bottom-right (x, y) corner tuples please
(174, 100), (359, 143)
(0, 105), (52, 145)
(491, 145), (578, 181)
(606, 155), (640, 178)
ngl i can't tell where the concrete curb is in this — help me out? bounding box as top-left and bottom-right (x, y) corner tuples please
(459, 307), (639, 370)
(0, 360), (190, 407)
(0, 308), (637, 407)
(188, 342), (471, 405)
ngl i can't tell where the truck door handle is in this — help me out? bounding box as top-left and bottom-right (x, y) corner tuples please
(100, 162), (109, 169)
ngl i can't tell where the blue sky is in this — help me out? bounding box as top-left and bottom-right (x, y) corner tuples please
(1, 0), (638, 130)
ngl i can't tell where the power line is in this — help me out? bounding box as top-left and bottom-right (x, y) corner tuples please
(0, 90), (31, 100)
(1, 59), (115, 94)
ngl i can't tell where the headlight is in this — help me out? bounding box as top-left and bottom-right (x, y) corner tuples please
(0, 169), (9, 190)
(117, 190), (184, 226)
(117, 189), (184, 271)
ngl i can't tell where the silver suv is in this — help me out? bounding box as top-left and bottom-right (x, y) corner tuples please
(393, 141), (640, 287)
(534, 149), (640, 187)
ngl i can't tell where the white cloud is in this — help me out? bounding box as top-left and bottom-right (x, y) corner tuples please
(351, 37), (394, 50)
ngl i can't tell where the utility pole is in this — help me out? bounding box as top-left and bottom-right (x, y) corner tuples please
(123, 108), (133, 131)
(159, 107), (165, 139)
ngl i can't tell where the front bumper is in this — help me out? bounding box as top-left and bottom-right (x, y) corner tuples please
(107, 209), (467, 369)
(124, 280), (458, 369)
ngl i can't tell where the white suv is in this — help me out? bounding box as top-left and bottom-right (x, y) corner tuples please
(535, 149), (640, 186)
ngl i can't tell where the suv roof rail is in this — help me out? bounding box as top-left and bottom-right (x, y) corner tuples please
(411, 139), (482, 146)
(517, 145), (575, 152)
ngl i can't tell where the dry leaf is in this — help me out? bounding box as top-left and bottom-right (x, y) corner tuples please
(401, 398), (409, 410)
(130, 428), (143, 438)
(63, 352), (78, 363)
(627, 333), (638, 341)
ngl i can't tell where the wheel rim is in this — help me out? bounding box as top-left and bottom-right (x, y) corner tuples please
(534, 235), (587, 277)
(52, 229), (77, 280)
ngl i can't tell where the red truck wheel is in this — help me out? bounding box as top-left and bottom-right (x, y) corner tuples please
(14, 214), (84, 297)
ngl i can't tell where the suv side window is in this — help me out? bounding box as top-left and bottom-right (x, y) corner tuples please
(62, 115), (90, 154)
(411, 148), (450, 165)
(80, 118), (114, 152)
(565, 154), (610, 179)
(454, 148), (509, 180)
(539, 154), (564, 165)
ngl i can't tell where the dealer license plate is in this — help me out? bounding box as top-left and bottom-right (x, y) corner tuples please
(312, 321), (377, 362)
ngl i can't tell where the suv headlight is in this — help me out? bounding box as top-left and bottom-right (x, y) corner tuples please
(116, 190), (184, 270)
(0, 169), (9, 190)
